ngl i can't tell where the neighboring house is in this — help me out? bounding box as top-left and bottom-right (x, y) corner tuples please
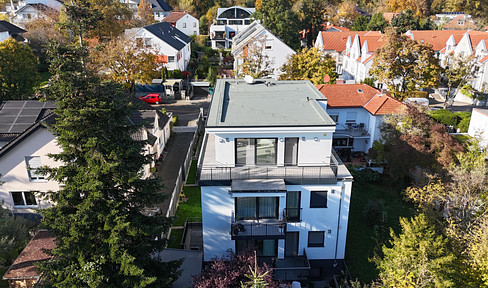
(382, 12), (400, 23)
(315, 83), (404, 154)
(11, 3), (57, 26)
(468, 108), (488, 147)
(121, 0), (173, 21)
(231, 21), (296, 79)
(197, 79), (353, 281)
(134, 21), (191, 71)
(2, 230), (56, 288)
(0, 100), (171, 214)
(162, 11), (199, 36)
(209, 6), (255, 49)
(314, 30), (382, 76)
(0, 20), (26, 42)
(441, 15), (476, 30)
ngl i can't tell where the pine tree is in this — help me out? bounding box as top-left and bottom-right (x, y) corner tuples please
(37, 42), (181, 287)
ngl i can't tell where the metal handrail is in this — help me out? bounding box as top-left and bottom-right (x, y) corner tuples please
(230, 219), (286, 238)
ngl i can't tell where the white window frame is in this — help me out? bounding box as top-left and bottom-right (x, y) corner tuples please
(10, 191), (38, 207)
(25, 156), (45, 181)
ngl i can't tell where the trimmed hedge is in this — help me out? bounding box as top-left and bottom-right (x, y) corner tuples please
(428, 109), (458, 127)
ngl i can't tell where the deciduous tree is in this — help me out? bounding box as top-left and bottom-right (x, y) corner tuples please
(137, 0), (156, 26)
(441, 54), (480, 107)
(0, 38), (40, 102)
(370, 29), (440, 99)
(279, 47), (337, 84)
(387, 0), (429, 17)
(38, 42), (181, 287)
(299, 0), (328, 46)
(236, 37), (273, 79)
(91, 37), (163, 91)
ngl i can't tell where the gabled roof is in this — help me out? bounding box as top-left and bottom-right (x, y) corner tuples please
(318, 31), (382, 52)
(0, 20), (26, 34)
(15, 3), (58, 14)
(162, 11), (193, 23)
(315, 84), (404, 115)
(148, 0), (172, 12)
(231, 21), (294, 55)
(442, 15), (477, 30)
(406, 30), (488, 51)
(383, 12), (400, 23)
(143, 21), (191, 50)
(2, 230), (56, 281)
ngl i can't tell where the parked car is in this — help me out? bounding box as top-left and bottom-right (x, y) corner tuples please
(139, 93), (161, 104)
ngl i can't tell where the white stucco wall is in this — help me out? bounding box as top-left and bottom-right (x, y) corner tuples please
(468, 108), (488, 147)
(201, 180), (352, 261)
(0, 31), (10, 42)
(208, 127), (336, 166)
(0, 128), (61, 213)
(175, 15), (199, 36)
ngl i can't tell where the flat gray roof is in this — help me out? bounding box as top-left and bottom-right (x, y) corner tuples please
(207, 79), (335, 127)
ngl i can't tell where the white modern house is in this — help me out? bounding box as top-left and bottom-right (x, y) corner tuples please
(197, 79), (353, 281)
(0, 20), (26, 42)
(0, 100), (171, 215)
(231, 22), (296, 79)
(162, 11), (199, 36)
(209, 6), (255, 49)
(134, 21), (192, 71)
(315, 84), (404, 154)
(468, 108), (488, 147)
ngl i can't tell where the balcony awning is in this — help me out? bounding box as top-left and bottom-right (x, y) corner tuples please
(231, 179), (286, 192)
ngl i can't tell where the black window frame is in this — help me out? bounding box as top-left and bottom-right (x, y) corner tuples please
(235, 138), (278, 166)
(235, 197), (279, 220)
(308, 231), (325, 247)
(310, 191), (327, 208)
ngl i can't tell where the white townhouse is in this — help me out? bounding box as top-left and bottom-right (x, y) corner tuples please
(468, 108), (488, 147)
(209, 6), (255, 49)
(121, 0), (173, 21)
(197, 79), (353, 281)
(7, 0), (62, 27)
(314, 30), (382, 76)
(0, 100), (171, 215)
(134, 21), (191, 71)
(0, 20), (26, 42)
(162, 11), (199, 36)
(315, 84), (404, 154)
(231, 22), (296, 80)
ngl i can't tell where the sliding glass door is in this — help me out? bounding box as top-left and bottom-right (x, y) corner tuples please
(235, 138), (277, 166)
(235, 197), (279, 220)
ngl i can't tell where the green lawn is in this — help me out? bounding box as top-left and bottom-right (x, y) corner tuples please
(167, 228), (184, 249)
(173, 186), (201, 226)
(186, 159), (198, 185)
(345, 175), (414, 283)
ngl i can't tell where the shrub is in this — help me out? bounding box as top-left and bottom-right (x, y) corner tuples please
(457, 116), (471, 133)
(428, 109), (458, 127)
(349, 165), (381, 183)
(362, 198), (387, 226)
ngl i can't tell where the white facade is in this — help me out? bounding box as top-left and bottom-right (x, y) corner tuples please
(0, 127), (60, 214)
(468, 108), (488, 147)
(134, 23), (191, 71)
(198, 79), (353, 280)
(341, 34), (377, 83)
(165, 13), (199, 36)
(0, 31), (10, 41)
(232, 22), (296, 79)
(209, 6), (255, 49)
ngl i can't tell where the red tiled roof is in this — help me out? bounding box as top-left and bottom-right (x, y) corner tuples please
(323, 24), (350, 32)
(408, 30), (488, 51)
(362, 54), (375, 63)
(383, 12), (400, 23)
(359, 34), (386, 52)
(442, 16), (477, 30)
(315, 84), (404, 115)
(3, 230), (56, 280)
(162, 11), (189, 23)
(479, 55), (488, 63)
(319, 31), (382, 52)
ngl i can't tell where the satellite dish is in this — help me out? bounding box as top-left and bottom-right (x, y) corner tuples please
(244, 75), (254, 84)
(323, 74), (331, 83)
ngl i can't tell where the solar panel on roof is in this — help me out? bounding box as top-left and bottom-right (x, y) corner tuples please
(10, 124), (32, 133)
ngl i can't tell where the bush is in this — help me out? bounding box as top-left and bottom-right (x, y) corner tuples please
(457, 116), (471, 133)
(362, 199), (387, 226)
(428, 109), (458, 127)
(349, 165), (381, 183)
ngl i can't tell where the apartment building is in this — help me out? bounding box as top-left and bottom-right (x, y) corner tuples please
(209, 6), (255, 49)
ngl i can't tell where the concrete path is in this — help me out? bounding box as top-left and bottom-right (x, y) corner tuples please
(156, 132), (194, 215)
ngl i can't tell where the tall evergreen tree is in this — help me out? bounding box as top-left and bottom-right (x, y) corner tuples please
(38, 43), (180, 287)
(260, 0), (300, 50)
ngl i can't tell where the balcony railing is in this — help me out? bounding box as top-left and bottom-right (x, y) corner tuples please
(231, 219), (286, 240)
(283, 208), (302, 222)
(274, 249), (311, 281)
(198, 165), (338, 183)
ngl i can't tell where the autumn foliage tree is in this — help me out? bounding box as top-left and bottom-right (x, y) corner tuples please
(236, 37), (273, 79)
(192, 249), (278, 288)
(137, 0), (155, 26)
(370, 29), (440, 99)
(0, 38), (40, 102)
(280, 47), (337, 84)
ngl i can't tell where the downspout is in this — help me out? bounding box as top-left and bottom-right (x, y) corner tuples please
(334, 179), (344, 267)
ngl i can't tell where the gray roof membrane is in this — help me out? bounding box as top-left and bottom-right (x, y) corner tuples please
(207, 79), (336, 127)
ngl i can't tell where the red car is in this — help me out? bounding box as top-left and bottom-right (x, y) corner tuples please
(139, 93), (161, 104)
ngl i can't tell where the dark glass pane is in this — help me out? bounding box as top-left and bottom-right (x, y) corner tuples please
(24, 192), (37, 206)
(256, 139), (276, 165)
(308, 231), (324, 247)
(12, 192), (25, 206)
(236, 138), (254, 165)
(258, 197), (278, 219)
(236, 197), (256, 220)
(310, 191), (327, 208)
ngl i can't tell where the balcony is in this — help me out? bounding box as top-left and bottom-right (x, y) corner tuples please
(274, 249), (311, 281)
(231, 219), (286, 240)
